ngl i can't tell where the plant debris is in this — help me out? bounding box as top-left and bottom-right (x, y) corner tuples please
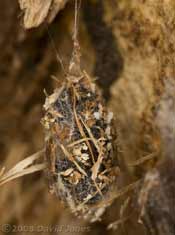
(0, 150), (46, 186)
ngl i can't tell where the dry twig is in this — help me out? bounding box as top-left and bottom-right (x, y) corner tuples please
(0, 150), (46, 186)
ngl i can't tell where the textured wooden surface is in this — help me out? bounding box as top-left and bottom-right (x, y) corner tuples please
(1, 0), (175, 234)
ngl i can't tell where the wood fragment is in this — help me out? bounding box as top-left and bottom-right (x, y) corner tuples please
(19, 0), (68, 28)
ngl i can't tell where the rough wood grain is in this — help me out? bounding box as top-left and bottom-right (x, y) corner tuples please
(138, 158), (175, 235)
(1, 0), (175, 234)
(19, 0), (68, 28)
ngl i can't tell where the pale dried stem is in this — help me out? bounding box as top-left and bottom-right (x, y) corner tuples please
(0, 149), (46, 186)
(128, 152), (158, 167)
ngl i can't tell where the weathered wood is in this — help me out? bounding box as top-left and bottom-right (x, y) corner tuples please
(138, 158), (175, 235)
(18, 0), (68, 28)
(1, 0), (175, 234)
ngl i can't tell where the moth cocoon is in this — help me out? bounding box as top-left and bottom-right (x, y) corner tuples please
(42, 69), (119, 221)
(42, 1), (119, 222)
